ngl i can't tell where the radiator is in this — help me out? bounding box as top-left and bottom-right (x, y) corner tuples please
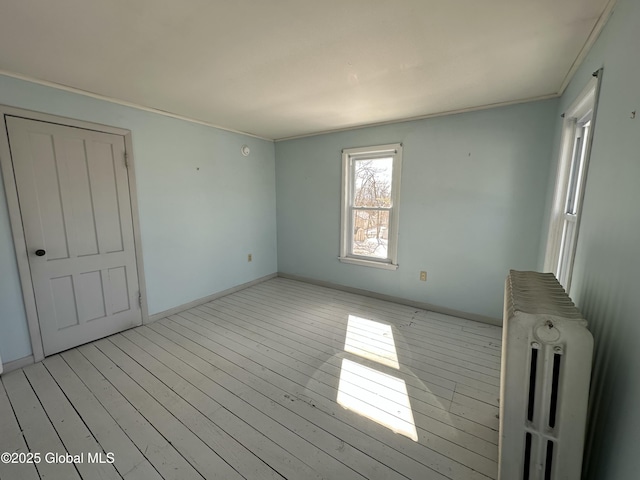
(499, 270), (593, 480)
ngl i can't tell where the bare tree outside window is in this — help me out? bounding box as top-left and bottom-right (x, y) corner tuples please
(352, 158), (393, 258)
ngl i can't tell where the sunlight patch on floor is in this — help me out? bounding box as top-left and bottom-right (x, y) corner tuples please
(338, 315), (418, 441)
(337, 358), (418, 441)
(344, 314), (399, 369)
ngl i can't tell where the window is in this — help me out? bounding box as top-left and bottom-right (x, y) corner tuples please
(340, 143), (402, 269)
(544, 74), (600, 292)
(556, 114), (591, 287)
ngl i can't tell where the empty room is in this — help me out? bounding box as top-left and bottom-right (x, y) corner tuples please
(0, 0), (638, 479)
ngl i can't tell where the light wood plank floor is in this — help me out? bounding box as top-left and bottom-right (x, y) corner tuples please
(0, 278), (502, 480)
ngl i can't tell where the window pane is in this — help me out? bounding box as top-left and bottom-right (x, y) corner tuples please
(571, 123), (590, 214)
(565, 132), (584, 214)
(354, 157), (393, 208)
(565, 121), (590, 215)
(352, 209), (389, 258)
(557, 218), (576, 288)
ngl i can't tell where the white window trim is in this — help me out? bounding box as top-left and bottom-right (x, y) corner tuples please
(339, 143), (402, 270)
(543, 73), (601, 292)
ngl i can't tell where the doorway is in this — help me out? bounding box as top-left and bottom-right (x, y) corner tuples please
(0, 108), (147, 360)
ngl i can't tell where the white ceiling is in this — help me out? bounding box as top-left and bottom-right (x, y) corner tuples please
(0, 0), (612, 140)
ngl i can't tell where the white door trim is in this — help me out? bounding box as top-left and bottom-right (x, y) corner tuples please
(0, 105), (149, 362)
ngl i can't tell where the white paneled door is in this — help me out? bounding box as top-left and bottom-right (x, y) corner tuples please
(7, 117), (142, 356)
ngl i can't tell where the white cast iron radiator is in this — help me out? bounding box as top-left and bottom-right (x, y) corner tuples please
(499, 270), (593, 480)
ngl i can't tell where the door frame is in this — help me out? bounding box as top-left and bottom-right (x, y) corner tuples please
(0, 105), (149, 362)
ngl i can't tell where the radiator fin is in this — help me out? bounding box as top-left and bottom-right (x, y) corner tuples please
(523, 432), (533, 480)
(527, 347), (538, 422)
(549, 353), (562, 429)
(545, 441), (554, 480)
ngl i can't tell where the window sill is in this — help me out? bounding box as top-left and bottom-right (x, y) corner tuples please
(339, 256), (399, 270)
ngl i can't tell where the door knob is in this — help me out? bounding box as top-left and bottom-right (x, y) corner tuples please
(35, 249), (46, 257)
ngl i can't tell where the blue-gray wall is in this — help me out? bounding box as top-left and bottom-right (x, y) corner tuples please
(0, 74), (277, 363)
(275, 100), (558, 320)
(542, 0), (640, 477)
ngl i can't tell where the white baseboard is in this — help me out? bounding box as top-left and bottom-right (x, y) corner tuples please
(0, 271), (498, 376)
(1, 354), (35, 374)
(277, 272), (502, 326)
(147, 273), (278, 323)
(0, 274), (277, 374)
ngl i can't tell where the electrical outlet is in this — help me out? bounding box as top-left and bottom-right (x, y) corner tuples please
(248, 253), (252, 262)
(420, 271), (427, 282)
